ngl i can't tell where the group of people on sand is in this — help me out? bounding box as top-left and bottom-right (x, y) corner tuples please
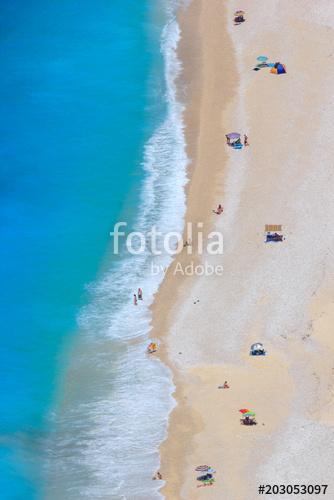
(133, 287), (143, 305)
(234, 9), (246, 25)
(241, 415), (257, 426)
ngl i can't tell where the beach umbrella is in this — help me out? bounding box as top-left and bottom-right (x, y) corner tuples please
(226, 132), (240, 139)
(235, 10), (245, 15)
(244, 411), (256, 417)
(257, 56), (268, 62)
(195, 465), (210, 471)
(251, 343), (264, 351)
(239, 409), (250, 414)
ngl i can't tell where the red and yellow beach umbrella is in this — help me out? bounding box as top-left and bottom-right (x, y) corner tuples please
(239, 409), (250, 414)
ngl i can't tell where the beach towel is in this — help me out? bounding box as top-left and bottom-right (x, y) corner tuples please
(197, 473), (213, 482)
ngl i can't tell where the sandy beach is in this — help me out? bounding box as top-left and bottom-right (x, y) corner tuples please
(151, 0), (334, 498)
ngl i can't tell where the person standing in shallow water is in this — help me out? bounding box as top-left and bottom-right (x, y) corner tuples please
(138, 288), (143, 300)
(133, 294), (138, 305)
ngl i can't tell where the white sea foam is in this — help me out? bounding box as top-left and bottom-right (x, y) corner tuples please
(43, 2), (188, 499)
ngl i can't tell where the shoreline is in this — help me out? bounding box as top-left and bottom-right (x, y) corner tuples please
(41, 3), (190, 499)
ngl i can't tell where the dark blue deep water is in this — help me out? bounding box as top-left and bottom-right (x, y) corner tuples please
(0, 1), (166, 497)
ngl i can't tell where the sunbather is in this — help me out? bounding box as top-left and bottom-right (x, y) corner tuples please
(234, 15), (245, 24)
(266, 232), (283, 242)
(234, 10), (245, 24)
(241, 416), (257, 426)
(218, 381), (229, 389)
(213, 204), (223, 214)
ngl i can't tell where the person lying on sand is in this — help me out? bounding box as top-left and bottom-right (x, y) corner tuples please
(234, 15), (245, 25)
(218, 381), (229, 389)
(212, 204), (223, 214)
(234, 10), (245, 25)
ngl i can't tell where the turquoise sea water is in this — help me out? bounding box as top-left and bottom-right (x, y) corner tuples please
(0, 1), (183, 498)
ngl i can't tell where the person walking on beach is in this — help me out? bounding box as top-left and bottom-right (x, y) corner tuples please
(133, 294), (138, 306)
(138, 288), (143, 300)
(244, 134), (249, 146)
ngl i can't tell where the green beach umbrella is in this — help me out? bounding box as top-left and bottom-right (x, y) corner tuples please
(257, 56), (268, 62)
(244, 411), (256, 417)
